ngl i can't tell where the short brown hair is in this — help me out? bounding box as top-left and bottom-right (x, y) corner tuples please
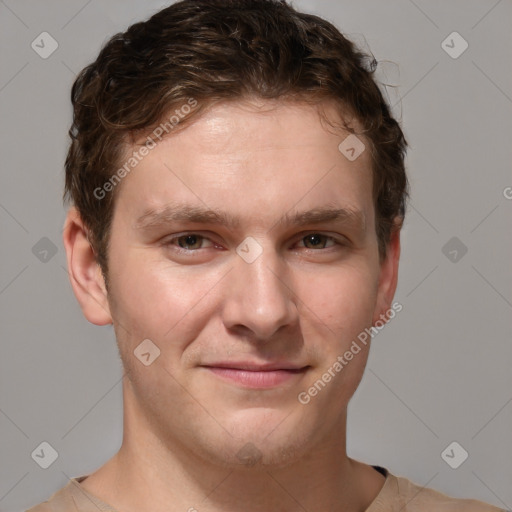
(64, 0), (408, 279)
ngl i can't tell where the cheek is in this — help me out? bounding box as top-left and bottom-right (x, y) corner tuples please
(296, 261), (379, 339)
(294, 266), (378, 409)
(107, 253), (224, 347)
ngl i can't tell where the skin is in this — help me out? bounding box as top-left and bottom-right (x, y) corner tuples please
(63, 98), (401, 512)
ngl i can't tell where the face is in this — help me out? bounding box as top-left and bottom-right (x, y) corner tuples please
(73, 99), (399, 469)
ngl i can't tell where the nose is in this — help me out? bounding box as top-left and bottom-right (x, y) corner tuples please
(221, 241), (298, 341)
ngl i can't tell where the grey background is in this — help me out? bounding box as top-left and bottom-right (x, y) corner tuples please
(1, 0), (511, 510)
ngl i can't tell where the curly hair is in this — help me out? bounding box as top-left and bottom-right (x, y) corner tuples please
(64, 0), (409, 279)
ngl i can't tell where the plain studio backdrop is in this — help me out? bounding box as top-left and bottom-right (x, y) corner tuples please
(0, 1), (511, 510)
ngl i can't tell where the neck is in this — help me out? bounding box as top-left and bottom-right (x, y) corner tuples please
(80, 380), (384, 512)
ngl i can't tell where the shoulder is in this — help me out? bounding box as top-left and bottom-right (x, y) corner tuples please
(25, 476), (116, 512)
(382, 470), (507, 511)
(26, 504), (51, 512)
(25, 482), (73, 512)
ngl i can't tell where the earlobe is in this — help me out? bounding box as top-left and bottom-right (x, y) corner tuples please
(62, 207), (113, 326)
(372, 223), (401, 325)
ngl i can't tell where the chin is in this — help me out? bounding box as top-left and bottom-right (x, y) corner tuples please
(199, 436), (312, 472)
(195, 411), (316, 471)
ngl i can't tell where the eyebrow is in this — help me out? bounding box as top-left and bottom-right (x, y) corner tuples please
(135, 203), (366, 233)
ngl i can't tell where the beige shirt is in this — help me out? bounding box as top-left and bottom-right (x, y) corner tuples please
(26, 466), (506, 512)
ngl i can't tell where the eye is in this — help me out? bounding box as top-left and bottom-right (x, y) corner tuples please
(168, 233), (213, 251)
(297, 233), (339, 250)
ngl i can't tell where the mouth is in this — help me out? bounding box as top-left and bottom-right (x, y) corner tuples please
(199, 362), (311, 389)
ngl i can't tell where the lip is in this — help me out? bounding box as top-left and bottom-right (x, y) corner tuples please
(203, 361), (308, 371)
(200, 362), (310, 389)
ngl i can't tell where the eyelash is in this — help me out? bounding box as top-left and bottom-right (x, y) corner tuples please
(163, 232), (346, 254)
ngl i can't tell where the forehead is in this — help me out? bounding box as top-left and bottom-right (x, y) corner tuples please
(114, 98), (374, 231)
(163, 97), (362, 154)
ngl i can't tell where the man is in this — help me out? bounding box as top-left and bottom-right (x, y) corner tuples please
(27, 0), (504, 510)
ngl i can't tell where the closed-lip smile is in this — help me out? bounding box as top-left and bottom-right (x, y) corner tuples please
(200, 361), (310, 388)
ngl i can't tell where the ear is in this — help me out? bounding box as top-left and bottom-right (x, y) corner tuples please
(372, 220), (401, 325)
(62, 207), (113, 325)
